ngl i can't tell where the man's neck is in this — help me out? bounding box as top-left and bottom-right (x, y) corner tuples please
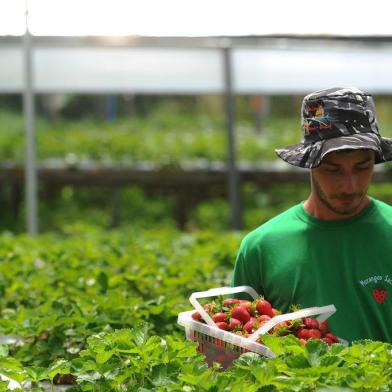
(303, 195), (370, 221)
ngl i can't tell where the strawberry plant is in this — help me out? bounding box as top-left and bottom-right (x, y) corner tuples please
(0, 227), (389, 390)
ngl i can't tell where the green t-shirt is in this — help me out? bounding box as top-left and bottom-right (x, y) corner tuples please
(232, 198), (392, 343)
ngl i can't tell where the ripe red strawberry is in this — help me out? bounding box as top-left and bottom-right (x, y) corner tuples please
(231, 305), (251, 323)
(229, 317), (242, 331)
(239, 300), (253, 313)
(319, 320), (329, 336)
(255, 298), (274, 318)
(212, 312), (227, 323)
(222, 298), (241, 307)
(303, 317), (319, 329)
(215, 322), (229, 330)
(296, 328), (311, 340)
(258, 314), (272, 323)
(243, 317), (258, 333)
(307, 329), (322, 339)
(325, 332), (339, 343)
(191, 311), (202, 320)
(322, 337), (334, 346)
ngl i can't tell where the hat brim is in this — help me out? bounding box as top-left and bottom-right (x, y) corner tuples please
(275, 133), (392, 169)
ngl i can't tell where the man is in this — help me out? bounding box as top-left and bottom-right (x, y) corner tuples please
(232, 87), (392, 343)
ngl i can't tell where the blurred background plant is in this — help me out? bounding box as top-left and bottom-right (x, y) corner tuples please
(1, 94), (392, 234)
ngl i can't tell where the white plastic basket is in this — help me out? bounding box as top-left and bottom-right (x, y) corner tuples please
(177, 286), (337, 368)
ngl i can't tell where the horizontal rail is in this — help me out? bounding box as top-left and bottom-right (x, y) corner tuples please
(0, 163), (390, 187)
(0, 162), (390, 230)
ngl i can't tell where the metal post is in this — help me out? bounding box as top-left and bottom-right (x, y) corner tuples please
(105, 95), (118, 121)
(23, 0), (38, 235)
(223, 46), (242, 230)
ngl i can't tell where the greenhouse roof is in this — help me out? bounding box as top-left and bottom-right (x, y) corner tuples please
(2, 0), (392, 95)
(2, 35), (392, 94)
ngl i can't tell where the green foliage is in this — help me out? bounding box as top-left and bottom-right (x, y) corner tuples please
(0, 228), (240, 389)
(0, 229), (389, 390)
(2, 104), (392, 234)
(2, 94), (392, 166)
(0, 228), (239, 356)
(0, 106), (302, 166)
(0, 101), (392, 389)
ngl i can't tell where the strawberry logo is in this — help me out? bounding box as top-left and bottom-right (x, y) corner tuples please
(373, 288), (387, 304)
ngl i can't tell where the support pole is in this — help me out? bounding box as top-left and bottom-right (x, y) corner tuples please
(223, 46), (242, 230)
(23, 1), (38, 235)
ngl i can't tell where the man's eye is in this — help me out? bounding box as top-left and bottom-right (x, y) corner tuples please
(357, 166), (371, 171)
(324, 168), (339, 173)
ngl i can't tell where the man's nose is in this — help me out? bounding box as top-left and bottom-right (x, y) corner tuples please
(341, 173), (357, 194)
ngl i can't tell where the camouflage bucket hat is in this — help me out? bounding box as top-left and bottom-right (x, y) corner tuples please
(275, 87), (392, 168)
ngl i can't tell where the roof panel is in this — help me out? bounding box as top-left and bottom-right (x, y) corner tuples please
(3, 39), (392, 94)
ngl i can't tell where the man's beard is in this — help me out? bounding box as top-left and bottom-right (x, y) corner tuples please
(312, 176), (367, 216)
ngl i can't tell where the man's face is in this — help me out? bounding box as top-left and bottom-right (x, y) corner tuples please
(310, 149), (375, 218)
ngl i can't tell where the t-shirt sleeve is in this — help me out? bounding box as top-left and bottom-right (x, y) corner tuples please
(231, 239), (263, 298)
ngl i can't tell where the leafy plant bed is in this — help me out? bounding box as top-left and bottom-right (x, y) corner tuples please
(0, 228), (390, 390)
(1, 326), (392, 391)
(0, 109), (300, 165)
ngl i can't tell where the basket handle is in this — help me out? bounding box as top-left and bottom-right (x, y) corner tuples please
(248, 304), (336, 341)
(189, 285), (259, 327)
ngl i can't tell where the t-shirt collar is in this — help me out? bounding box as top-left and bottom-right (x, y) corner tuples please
(296, 197), (375, 228)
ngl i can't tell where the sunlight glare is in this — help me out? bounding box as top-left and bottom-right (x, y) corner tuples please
(1, 0), (392, 37)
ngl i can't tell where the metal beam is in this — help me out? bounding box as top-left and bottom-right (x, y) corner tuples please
(23, 2), (38, 235)
(223, 45), (242, 230)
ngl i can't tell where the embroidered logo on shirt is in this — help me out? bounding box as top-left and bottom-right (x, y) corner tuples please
(373, 288), (387, 304)
(359, 275), (391, 304)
